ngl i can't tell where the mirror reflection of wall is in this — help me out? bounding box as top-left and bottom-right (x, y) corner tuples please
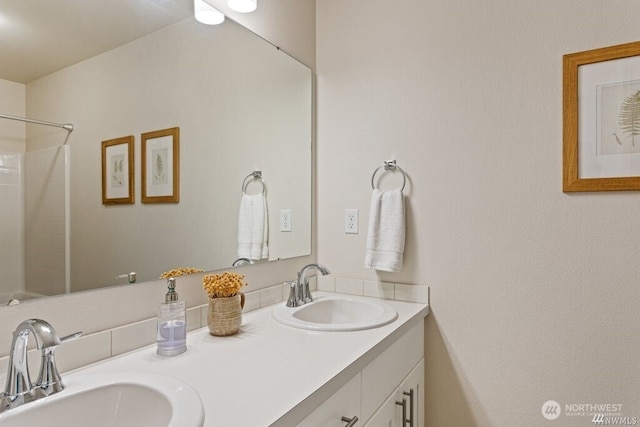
(0, 16), (312, 301)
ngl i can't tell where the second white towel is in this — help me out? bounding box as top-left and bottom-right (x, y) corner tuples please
(237, 193), (269, 260)
(364, 188), (405, 272)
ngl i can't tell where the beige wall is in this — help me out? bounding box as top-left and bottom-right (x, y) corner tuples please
(207, 0), (315, 69)
(316, 1), (640, 426)
(0, 79), (25, 152)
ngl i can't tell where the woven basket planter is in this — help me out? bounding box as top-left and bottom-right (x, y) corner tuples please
(207, 293), (245, 336)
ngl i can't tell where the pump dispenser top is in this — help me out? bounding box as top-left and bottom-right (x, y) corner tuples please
(157, 277), (187, 356)
(165, 278), (178, 302)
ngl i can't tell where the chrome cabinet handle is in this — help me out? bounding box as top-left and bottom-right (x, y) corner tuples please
(341, 415), (358, 426)
(404, 389), (414, 427)
(396, 398), (408, 427)
(396, 389), (415, 427)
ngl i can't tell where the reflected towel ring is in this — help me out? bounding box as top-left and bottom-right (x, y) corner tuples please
(242, 171), (266, 195)
(371, 160), (406, 192)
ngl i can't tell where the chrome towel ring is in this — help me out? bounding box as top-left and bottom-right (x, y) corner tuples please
(242, 171), (266, 195)
(371, 160), (406, 192)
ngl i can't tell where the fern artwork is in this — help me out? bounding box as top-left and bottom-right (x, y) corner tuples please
(618, 89), (640, 146)
(151, 148), (168, 185)
(110, 154), (125, 188)
(598, 81), (640, 156)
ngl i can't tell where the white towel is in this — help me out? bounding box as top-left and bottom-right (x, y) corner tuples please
(237, 193), (269, 260)
(365, 188), (405, 272)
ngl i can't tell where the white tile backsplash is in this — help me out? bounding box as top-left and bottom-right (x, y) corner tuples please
(186, 306), (201, 332)
(394, 283), (429, 304)
(244, 291), (261, 312)
(260, 286), (283, 307)
(56, 330), (111, 373)
(335, 277), (364, 295)
(317, 275), (335, 292)
(364, 280), (395, 299)
(111, 318), (157, 356)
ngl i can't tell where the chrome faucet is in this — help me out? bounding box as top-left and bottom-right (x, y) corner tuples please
(287, 264), (331, 307)
(0, 319), (81, 413)
(232, 258), (255, 267)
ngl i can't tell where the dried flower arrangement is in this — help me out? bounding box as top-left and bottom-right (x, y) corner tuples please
(159, 267), (204, 279)
(202, 272), (247, 299)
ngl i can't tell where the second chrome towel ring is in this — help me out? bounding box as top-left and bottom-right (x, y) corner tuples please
(242, 171), (266, 195)
(371, 160), (406, 192)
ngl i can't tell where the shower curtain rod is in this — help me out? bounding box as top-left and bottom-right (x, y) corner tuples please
(0, 113), (74, 132)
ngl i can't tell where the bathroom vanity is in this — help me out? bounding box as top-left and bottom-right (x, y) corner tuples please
(45, 294), (428, 426)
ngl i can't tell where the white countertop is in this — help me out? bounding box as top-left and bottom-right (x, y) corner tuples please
(66, 293), (429, 426)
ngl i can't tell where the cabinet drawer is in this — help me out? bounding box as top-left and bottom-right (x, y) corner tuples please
(298, 373), (362, 427)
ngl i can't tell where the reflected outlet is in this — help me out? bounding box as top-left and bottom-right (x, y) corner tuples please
(280, 209), (292, 232)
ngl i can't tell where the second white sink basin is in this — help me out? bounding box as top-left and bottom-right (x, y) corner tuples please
(272, 294), (398, 331)
(0, 373), (205, 427)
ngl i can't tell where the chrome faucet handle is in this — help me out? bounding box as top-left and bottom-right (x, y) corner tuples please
(302, 279), (313, 304)
(36, 331), (82, 396)
(285, 281), (299, 307)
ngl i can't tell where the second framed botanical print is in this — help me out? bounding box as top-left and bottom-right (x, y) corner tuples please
(141, 127), (180, 203)
(102, 136), (134, 205)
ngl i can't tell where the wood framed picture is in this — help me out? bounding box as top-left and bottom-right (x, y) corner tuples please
(563, 41), (640, 192)
(101, 136), (134, 205)
(141, 127), (180, 203)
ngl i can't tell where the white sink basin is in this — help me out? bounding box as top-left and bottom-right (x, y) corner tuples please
(0, 373), (204, 427)
(272, 295), (398, 331)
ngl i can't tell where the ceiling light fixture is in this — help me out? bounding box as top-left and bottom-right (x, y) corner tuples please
(194, 0), (225, 25)
(227, 0), (257, 13)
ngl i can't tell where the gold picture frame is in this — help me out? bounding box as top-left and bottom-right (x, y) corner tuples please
(141, 127), (180, 203)
(101, 136), (134, 205)
(563, 41), (640, 192)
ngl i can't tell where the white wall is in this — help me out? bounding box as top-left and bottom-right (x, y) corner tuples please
(317, 1), (640, 426)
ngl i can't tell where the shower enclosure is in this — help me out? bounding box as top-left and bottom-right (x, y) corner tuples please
(0, 145), (70, 303)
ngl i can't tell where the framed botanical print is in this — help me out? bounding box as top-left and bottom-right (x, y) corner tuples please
(564, 41), (640, 192)
(141, 127), (180, 203)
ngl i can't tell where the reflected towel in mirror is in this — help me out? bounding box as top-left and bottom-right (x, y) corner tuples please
(237, 194), (269, 260)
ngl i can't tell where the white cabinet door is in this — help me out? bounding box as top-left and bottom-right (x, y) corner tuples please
(361, 322), (424, 422)
(366, 358), (425, 427)
(298, 373), (361, 427)
(364, 389), (399, 427)
(395, 358), (424, 427)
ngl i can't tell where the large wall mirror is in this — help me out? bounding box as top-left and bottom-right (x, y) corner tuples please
(0, 1), (312, 303)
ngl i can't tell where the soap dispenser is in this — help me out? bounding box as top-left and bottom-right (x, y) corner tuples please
(157, 278), (187, 356)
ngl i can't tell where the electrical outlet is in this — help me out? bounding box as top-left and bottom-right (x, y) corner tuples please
(280, 209), (292, 232)
(345, 209), (358, 234)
